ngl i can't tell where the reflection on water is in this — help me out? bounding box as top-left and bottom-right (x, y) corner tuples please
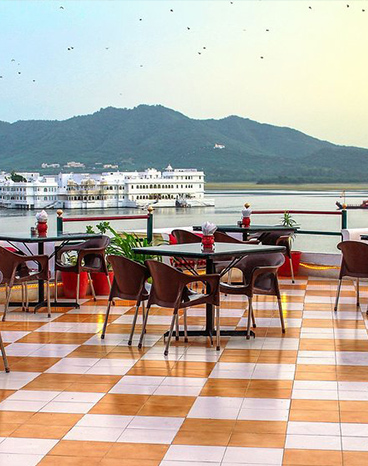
(1, 189), (367, 253)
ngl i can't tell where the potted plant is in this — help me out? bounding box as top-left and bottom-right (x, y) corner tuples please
(277, 211), (301, 277)
(86, 221), (158, 295)
(59, 251), (89, 298)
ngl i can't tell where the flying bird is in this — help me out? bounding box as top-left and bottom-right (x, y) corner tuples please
(105, 47), (109, 50)
(170, 9), (173, 12)
(60, 6), (64, 9)
(198, 52), (201, 55)
(32, 80), (36, 82)
(309, 6), (312, 9)
(139, 18), (142, 21)
(260, 56), (264, 59)
(347, 4), (350, 7)
(266, 29), (269, 32)
(11, 59), (15, 62)
(203, 47), (206, 50)
(187, 27), (190, 30)
(18, 71), (21, 74)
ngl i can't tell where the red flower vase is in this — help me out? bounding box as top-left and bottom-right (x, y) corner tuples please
(202, 235), (215, 251)
(37, 221), (48, 236)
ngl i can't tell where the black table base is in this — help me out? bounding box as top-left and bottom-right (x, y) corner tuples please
(8, 300), (80, 311)
(163, 329), (256, 340)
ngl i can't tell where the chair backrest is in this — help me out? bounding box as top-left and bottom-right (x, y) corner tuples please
(214, 231), (243, 244)
(171, 229), (201, 244)
(82, 235), (110, 249)
(145, 260), (188, 308)
(258, 230), (294, 245)
(238, 252), (285, 291)
(108, 255), (149, 301)
(337, 241), (368, 277)
(0, 247), (25, 282)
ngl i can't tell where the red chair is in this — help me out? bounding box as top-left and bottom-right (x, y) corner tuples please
(0, 271), (10, 372)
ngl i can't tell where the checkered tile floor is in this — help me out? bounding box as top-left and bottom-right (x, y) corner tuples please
(1, 277), (368, 465)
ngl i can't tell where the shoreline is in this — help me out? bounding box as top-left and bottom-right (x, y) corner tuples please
(206, 182), (368, 191)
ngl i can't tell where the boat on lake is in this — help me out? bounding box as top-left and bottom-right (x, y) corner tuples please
(336, 200), (368, 210)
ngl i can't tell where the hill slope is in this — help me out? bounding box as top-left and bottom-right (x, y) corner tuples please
(0, 105), (366, 183)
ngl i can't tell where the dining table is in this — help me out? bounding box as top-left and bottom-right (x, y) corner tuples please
(193, 224), (298, 241)
(133, 241), (285, 340)
(0, 231), (103, 310)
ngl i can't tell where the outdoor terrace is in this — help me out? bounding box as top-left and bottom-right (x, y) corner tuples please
(0, 276), (367, 466)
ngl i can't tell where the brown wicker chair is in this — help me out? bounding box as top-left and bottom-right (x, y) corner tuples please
(0, 271), (10, 372)
(101, 255), (150, 345)
(219, 252), (285, 343)
(139, 260), (220, 355)
(171, 229), (202, 244)
(334, 241), (368, 313)
(257, 230), (295, 283)
(55, 236), (111, 306)
(0, 246), (50, 321)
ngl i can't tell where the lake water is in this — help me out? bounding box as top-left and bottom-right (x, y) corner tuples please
(1, 189), (368, 253)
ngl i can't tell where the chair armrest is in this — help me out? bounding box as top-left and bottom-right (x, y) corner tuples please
(183, 273), (220, 290)
(250, 265), (279, 288)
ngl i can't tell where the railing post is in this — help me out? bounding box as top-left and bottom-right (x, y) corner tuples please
(57, 209), (63, 235)
(341, 208), (347, 230)
(147, 206), (153, 244)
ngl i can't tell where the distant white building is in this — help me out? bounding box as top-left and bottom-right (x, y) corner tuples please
(0, 167), (214, 209)
(0, 173), (58, 210)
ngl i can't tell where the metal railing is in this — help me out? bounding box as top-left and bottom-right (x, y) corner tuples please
(56, 206), (154, 243)
(251, 209), (347, 237)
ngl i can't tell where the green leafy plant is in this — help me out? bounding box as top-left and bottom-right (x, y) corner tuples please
(87, 221), (160, 265)
(281, 211), (297, 228)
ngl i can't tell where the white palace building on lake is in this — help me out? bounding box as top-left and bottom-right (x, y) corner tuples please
(0, 166), (214, 210)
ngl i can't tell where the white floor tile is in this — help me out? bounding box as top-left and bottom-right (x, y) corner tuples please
(285, 434), (341, 450)
(223, 446), (283, 465)
(63, 425), (124, 442)
(0, 437), (58, 455)
(0, 453), (45, 466)
(164, 445), (226, 462)
(117, 428), (177, 444)
(76, 414), (133, 428)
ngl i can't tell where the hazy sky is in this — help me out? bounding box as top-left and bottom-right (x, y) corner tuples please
(1, 0), (368, 148)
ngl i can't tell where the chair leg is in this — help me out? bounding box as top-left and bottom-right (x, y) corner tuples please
(164, 309), (178, 356)
(76, 273), (80, 308)
(55, 272), (58, 302)
(25, 284), (29, 311)
(183, 309), (188, 343)
(2, 285), (11, 322)
(246, 298), (253, 339)
(251, 308), (256, 328)
(334, 278), (342, 312)
(0, 331), (10, 373)
(216, 306), (220, 351)
(175, 313), (180, 341)
(88, 273), (97, 301)
(128, 302), (140, 346)
(106, 273), (114, 305)
(277, 297), (285, 333)
(101, 300), (112, 339)
(289, 256), (295, 284)
(357, 278), (360, 308)
(21, 284), (25, 311)
(138, 306), (151, 349)
(46, 280), (51, 318)
(227, 269), (233, 285)
(142, 301), (146, 333)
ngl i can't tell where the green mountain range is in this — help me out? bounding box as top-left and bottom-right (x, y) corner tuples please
(0, 104), (367, 183)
